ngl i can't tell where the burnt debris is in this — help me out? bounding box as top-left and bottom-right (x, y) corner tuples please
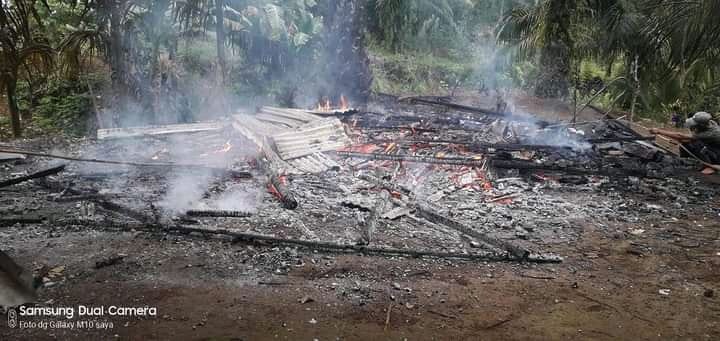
(0, 96), (716, 266)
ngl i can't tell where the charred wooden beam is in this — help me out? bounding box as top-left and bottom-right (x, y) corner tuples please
(587, 136), (656, 144)
(370, 139), (576, 153)
(269, 174), (298, 210)
(414, 204), (531, 260)
(491, 159), (653, 178)
(338, 151), (486, 167)
(185, 210), (253, 218)
(0, 147), (251, 177)
(0, 217), (45, 227)
(354, 125), (439, 133)
(400, 97), (504, 116)
(58, 218), (561, 263)
(398, 96), (549, 125)
(37, 180), (157, 223)
(0, 165), (66, 188)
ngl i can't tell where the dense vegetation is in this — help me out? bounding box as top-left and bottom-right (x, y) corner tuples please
(1, 0), (719, 137)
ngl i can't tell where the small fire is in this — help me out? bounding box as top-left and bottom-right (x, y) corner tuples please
(316, 97), (331, 111)
(339, 95), (349, 111)
(201, 140), (233, 157)
(315, 94), (350, 112)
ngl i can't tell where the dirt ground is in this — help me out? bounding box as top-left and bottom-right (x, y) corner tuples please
(1, 200), (718, 340)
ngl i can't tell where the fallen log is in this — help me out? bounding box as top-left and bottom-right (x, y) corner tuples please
(185, 210), (253, 218)
(414, 204), (531, 260)
(0, 164), (66, 188)
(338, 151), (486, 167)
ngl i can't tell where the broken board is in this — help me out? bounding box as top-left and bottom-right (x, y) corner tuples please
(97, 122), (226, 140)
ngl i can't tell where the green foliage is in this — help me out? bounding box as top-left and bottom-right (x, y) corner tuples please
(367, 0), (479, 54)
(499, 0), (720, 114)
(370, 52), (474, 95)
(17, 75), (105, 136)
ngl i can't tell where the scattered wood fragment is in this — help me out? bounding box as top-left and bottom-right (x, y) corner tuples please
(487, 193), (521, 203)
(519, 274), (556, 280)
(0, 164), (66, 188)
(258, 281), (291, 286)
(94, 255), (125, 269)
(482, 316), (514, 329)
(415, 203), (532, 260)
(185, 210), (253, 218)
(384, 302), (393, 331)
(427, 310), (458, 319)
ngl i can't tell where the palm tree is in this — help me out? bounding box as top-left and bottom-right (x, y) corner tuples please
(0, 0), (54, 137)
(497, 0), (577, 98)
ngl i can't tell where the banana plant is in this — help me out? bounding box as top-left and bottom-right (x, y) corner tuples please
(0, 0), (54, 137)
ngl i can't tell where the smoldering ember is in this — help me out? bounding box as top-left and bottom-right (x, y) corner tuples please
(1, 1), (720, 340)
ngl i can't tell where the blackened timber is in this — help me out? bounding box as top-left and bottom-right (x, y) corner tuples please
(491, 159), (652, 178)
(414, 204), (531, 260)
(338, 151), (486, 167)
(58, 219), (561, 263)
(0, 165), (66, 188)
(400, 97), (503, 116)
(37, 180), (156, 223)
(166, 226), (534, 262)
(399, 97), (549, 125)
(186, 210), (253, 218)
(269, 174), (298, 210)
(371, 139), (575, 152)
(0, 217), (45, 227)
(0, 147), (251, 177)
(587, 136), (656, 143)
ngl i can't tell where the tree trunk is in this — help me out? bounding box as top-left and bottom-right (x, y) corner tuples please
(534, 0), (573, 99)
(6, 80), (21, 137)
(109, 0), (126, 97)
(215, 0), (227, 84)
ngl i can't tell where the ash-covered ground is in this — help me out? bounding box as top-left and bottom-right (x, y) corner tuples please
(1, 99), (719, 340)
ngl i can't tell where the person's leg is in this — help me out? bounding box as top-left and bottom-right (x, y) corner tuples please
(681, 141), (718, 174)
(681, 140), (709, 160)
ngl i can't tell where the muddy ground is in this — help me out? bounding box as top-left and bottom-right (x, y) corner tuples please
(1, 188), (718, 340)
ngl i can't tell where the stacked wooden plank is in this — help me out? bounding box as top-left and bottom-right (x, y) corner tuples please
(97, 122), (226, 140)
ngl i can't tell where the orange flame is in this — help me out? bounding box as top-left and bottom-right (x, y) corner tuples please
(316, 97), (332, 112)
(339, 95), (349, 111)
(201, 140), (233, 157)
(315, 94), (350, 112)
